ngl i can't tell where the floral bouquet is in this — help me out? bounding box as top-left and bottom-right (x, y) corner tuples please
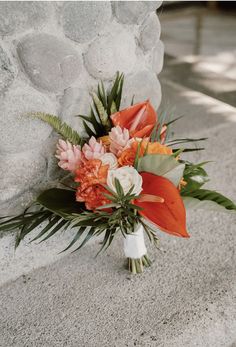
(1, 73), (235, 274)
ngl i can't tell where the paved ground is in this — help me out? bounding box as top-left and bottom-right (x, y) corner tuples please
(0, 80), (236, 347)
(1, 6), (236, 347)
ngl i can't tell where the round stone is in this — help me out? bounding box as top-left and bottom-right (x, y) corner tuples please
(0, 151), (46, 205)
(61, 2), (112, 43)
(0, 45), (15, 93)
(0, 2), (52, 35)
(121, 70), (162, 110)
(84, 25), (137, 80)
(113, 1), (162, 25)
(140, 13), (161, 51)
(149, 40), (164, 74)
(0, 80), (56, 154)
(60, 86), (91, 137)
(17, 34), (82, 93)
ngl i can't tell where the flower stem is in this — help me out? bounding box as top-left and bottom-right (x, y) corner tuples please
(127, 254), (152, 274)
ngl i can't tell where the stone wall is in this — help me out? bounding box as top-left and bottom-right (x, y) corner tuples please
(0, 1), (163, 216)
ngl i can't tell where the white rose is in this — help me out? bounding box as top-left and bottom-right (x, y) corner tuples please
(107, 166), (143, 196)
(100, 153), (118, 169)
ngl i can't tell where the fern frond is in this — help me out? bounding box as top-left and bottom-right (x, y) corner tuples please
(31, 112), (84, 146)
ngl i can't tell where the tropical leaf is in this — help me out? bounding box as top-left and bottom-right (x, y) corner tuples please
(60, 227), (87, 253)
(167, 137), (207, 146)
(37, 188), (84, 218)
(107, 72), (124, 114)
(182, 189), (236, 212)
(137, 154), (185, 186)
(30, 112), (84, 146)
(181, 161), (210, 193)
(92, 92), (110, 129)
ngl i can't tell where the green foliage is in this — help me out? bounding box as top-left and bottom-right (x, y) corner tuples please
(31, 112), (84, 146)
(181, 161), (210, 194)
(166, 137), (207, 146)
(137, 154), (185, 186)
(78, 72), (124, 138)
(0, 184), (157, 254)
(182, 189), (236, 211)
(37, 188), (84, 218)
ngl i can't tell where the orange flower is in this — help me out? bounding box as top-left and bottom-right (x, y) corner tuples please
(76, 184), (110, 210)
(111, 100), (157, 138)
(145, 141), (172, 155)
(118, 140), (172, 166)
(98, 135), (110, 150)
(134, 172), (189, 238)
(75, 159), (110, 210)
(118, 147), (136, 166)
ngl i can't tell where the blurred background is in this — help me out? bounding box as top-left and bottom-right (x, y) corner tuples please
(158, 1), (236, 107)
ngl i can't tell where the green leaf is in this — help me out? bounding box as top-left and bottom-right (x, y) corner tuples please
(39, 219), (68, 242)
(83, 120), (96, 137)
(182, 162), (209, 193)
(134, 141), (142, 169)
(30, 112), (83, 146)
(30, 216), (60, 242)
(37, 188), (84, 218)
(72, 227), (97, 253)
(165, 115), (184, 126)
(110, 101), (117, 114)
(92, 93), (109, 128)
(137, 154), (185, 186)
(182, 189), (236, 212)
(60, 227), (87, 253)
(114, 178), (124, 197)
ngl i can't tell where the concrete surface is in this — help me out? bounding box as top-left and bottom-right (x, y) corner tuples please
(0, 80), (236, 347)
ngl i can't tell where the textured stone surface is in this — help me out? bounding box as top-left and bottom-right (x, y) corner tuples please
(17, 34), (82, 92)
(113, 1), (162, 24)
(60, 86), (91, 137)
(0, 44), (15, 93)
(0, 80), (56, 154)
(140, 12), (161, 51)
(0, 1), (164, 215)
(0, 151), (46, 205)
(122, 70), (162, 110)
(148, 40), (164, 74)
(0, 2), (51, 35)
(84, 24), (137, 80)
(61, 1), (112, 43)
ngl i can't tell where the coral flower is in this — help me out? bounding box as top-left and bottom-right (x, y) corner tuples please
(75, 159), (110, 210)
(111, 100), (157, 138)
(118, 148), (136, 166)
(118, 140), (172, 166)
(55, 139), (82, 172)
(82, 136), (105, 160)
(76, 184), (110, 210)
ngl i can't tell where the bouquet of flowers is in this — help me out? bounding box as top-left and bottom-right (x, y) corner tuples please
(1, 73), (235, 274)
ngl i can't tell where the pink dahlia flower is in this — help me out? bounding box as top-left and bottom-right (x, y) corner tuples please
(82, 136), (105, 160)
(109, 126), (130, 156)
(55, 139), (82, 172)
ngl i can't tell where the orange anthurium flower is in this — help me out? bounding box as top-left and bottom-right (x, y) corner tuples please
(110, 100), (157, 138)
(135, 172), (189, 238)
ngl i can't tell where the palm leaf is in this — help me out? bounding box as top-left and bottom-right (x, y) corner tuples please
(60, 226), (87, 253)
(31, 112), (84, 146)
(182, 189), (236, 211)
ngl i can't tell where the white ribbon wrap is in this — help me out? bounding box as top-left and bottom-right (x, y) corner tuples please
(123, 224), (147, 259)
